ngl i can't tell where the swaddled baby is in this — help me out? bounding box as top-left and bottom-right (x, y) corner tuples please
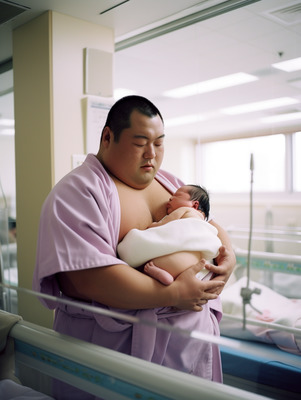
(118, 185), (221, 285)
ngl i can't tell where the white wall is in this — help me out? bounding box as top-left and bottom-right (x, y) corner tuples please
(162, 136), (197, 184)
(51, 12), (114, 183)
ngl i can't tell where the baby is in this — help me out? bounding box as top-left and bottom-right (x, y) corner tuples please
(145, 185), (216, 284)
(117, 185), (221, 285)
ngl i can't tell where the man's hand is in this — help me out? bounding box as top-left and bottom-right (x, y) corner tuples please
(204, 245), (236, 294)
(172, 261), (225, 311)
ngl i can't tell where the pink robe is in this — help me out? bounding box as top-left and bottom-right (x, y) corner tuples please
(33, 154), (223, 398)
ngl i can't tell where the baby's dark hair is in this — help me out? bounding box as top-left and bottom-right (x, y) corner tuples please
(187, 184), (210, 220)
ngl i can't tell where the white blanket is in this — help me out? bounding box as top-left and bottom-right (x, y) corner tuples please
(117, 218), (221, 268)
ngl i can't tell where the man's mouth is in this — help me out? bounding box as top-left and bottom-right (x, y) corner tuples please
(141, 164), (153, 170)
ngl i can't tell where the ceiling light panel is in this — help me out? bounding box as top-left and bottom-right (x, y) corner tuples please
(221, 97), (300, 115)
(261, 112), (301, 123)
(0, 118), (14, 126)
(272, 57), (301, 72)
(163, 72), (258, 98)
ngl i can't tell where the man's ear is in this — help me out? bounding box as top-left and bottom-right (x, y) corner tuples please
(192, 200), (199, 210)
(101, 127), (113, 147)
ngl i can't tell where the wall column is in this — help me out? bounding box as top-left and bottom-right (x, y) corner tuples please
(13, 11), (113, 327)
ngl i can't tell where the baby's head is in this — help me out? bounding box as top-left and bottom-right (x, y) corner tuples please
(167, 184), (210, 219)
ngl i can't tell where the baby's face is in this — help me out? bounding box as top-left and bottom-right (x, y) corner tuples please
(166, 186), (192, 214)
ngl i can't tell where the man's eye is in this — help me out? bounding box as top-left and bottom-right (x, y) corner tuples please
(134, 143), (144, 147)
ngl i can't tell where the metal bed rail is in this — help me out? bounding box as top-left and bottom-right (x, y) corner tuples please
(9, 319), (271, 400)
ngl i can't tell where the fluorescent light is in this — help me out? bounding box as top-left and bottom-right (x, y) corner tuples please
(165, 114), (205, 127)
(272, 57), (301, 72)
(0, 128), (15, 136)
(221, 97), (299, 115)
(0, 118), (14, 127)
(163, 73), (258, 98)
(114, 88), (136, 100)
(261, 112), (301, 123)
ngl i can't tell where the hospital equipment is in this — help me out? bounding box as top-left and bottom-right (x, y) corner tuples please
(1, 272), (301, 400)
(220, 225), (301, 400)
(0, 303), (280, 400)
(0, 204), (18, 315)
(218, 158), (301, 399)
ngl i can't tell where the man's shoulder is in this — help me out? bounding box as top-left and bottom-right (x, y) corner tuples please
(45, 154), (114, 205)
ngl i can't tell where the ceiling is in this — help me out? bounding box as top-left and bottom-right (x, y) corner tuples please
(0, 0), (301, 140)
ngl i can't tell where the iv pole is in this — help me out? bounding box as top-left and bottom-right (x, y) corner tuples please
(240, 153), (261, 330)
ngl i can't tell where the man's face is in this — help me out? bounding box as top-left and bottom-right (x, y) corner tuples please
(166, 186), (194, 214)
(101, 110), (165, 189)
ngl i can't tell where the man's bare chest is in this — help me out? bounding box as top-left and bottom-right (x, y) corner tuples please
(114, 179), (171, 241)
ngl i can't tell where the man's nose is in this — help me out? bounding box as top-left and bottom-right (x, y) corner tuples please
(144, 144), (156, 158)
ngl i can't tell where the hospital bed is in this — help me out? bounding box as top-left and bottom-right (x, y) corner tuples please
(1, 285), (300, 400)
(1, 306), (273, 400)
(219, 225), (301, 399)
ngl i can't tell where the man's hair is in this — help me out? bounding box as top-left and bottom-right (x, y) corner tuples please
(103, 95), (164, 142)
(187, 184), (210, 219)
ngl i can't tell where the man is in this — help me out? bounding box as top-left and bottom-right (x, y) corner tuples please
(33, 96), (236, 399)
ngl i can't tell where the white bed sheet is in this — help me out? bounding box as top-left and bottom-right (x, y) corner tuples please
(220, 277), (301, 355)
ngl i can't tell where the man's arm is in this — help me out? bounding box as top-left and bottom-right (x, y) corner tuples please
(206, 220), (236, 292)
(57, 262), (224, 311)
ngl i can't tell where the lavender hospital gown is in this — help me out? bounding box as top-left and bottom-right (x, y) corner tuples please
(33, 154), (223, 398)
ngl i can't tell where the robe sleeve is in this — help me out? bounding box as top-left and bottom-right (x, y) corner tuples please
(33, 155), (126, 308)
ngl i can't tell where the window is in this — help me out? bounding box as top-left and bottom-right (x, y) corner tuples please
(293, 132), (301, 192)
(199, 134), (287, 193)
